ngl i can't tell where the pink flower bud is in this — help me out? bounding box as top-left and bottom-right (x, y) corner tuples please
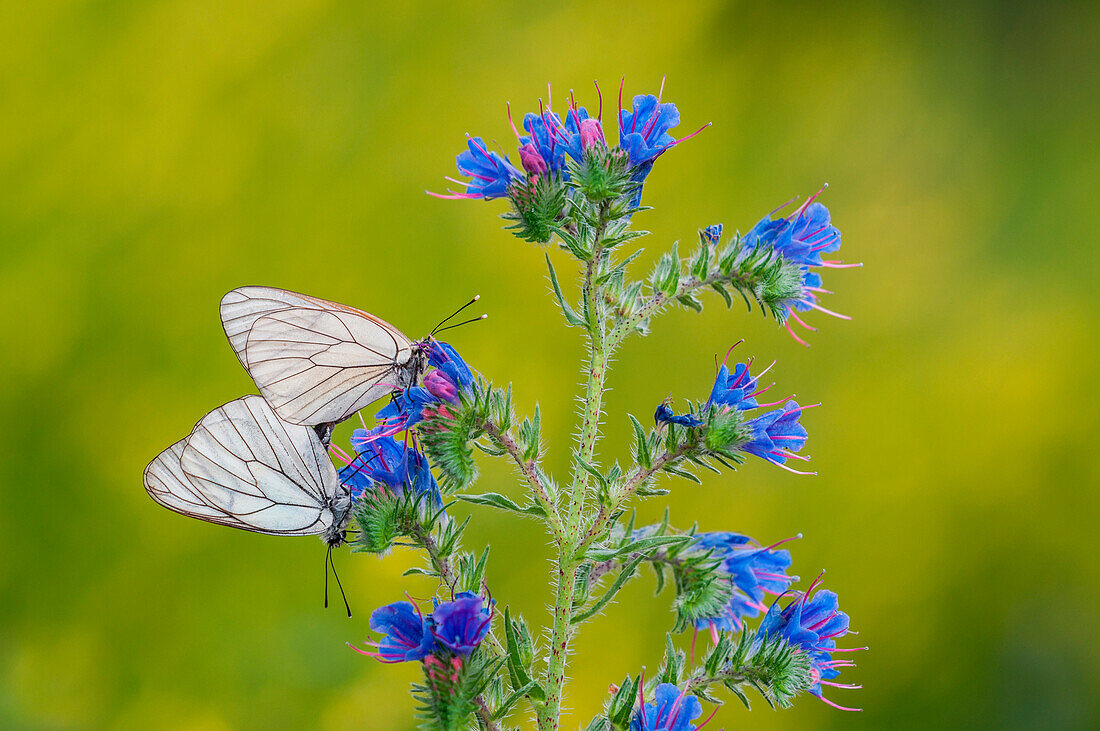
(580, 118), (605, 150)
(518, 143), (548, 175)
(424, 370), (458, 402)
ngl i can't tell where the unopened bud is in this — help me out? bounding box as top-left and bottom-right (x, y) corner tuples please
(580, 118), (605, 150)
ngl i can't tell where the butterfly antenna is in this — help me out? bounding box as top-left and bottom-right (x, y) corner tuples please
(329, 547), (352, 618)
(431, 294), (481, 336)
(434, 314), (487, 335)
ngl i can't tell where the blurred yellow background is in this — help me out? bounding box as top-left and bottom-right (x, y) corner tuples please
(2, 1), (1097, 728)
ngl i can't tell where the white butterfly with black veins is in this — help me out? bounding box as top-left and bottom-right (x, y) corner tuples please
(219, 286), (435, 427)
(143, 395), (353, 547)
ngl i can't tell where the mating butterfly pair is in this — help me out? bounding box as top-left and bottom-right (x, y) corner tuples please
(143, 286), (459, 548)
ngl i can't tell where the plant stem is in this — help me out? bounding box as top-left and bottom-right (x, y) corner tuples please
(411, 520), (458, 593)
(579, 445), (689, 550)
(538, 204), (613, 729)
(482, 419), (565, 544)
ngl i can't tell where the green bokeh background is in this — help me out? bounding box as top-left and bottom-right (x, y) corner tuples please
(2, 1), (1097, 728)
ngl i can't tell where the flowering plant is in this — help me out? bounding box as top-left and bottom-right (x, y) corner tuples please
(350, 80), (865, 729)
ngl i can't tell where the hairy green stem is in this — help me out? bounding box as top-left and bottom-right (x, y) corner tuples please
(608, 266), (767, 347)
(482, 419), (565, 544)
(579, 445), (689, 550)
(539, 207), (613, 730)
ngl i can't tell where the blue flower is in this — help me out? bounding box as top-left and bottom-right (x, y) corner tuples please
(375, 387), (436, 431)
(691, 532), (798, 631)
(430, 591), (493, 655)
(360, 600), (436, 663)
(756, 580), (863, 711)
(701, 224), (722, 246)
(744, 400), (810, 471)
(630, 683), (704, 731)
(746, 201), (840, 268)
(619, 94), (681, 169)
(519, 111), (570, 176)
(375, 340), (474, 432)
(441, 137), (523, 200)
(426, 340), (474, 391)
(705, 361), (760, 412)
(339, 428), (441, 505)
(654, 401), (703, 428)
(744, 191), (858, 343)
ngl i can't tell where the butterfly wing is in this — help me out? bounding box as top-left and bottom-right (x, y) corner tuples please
(144, 440), (259, 530)
(243, 305), (415, 426)
(220, 286), (416, 426)
(220, 286), (318, 369)
(162, 395), (344, 536)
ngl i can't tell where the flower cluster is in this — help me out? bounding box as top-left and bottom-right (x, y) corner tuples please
(336, 427), (441, 506)
(352, 591), (494, 663)
(691, 532), (798, 633)
(375, 340), (475, 434)
(742, 190), (860, 344)
(655, 346), (815, 473)
(433, 79), (707, 216)
(755, 578), (864, 711)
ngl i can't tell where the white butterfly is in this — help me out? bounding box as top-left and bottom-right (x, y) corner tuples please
(219, 286), (432, 427)
(143, 395), (353, 547)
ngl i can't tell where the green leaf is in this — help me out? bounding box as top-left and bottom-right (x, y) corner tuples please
(585, 534), (692, 562)
(457, 492), (547, 517)
(572, 554), (645, 624)
(575, 454), (607, 489)
(545, 253), (585, 327)
(627, 414), (652, 469)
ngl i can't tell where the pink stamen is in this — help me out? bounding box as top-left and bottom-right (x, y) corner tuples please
(821, 260), (862, 269)
(804, 572), (826, 599)
(804, 301), (852, 320)
(673, 122), (712, 146)
(720, 340), (744, 369)
(804, 286), (834, 295)
(769, 194), (800, 218)
(465, 134), (495, 163)
(753, 358), (776, 379)
(782, 402), (821, 417)
(506, 103), (522, 140)
(784, 321), (811, 347)
(793, 183), (829, 218)
(690, 627), (699, 665)
(771, 459), (816, 475)
(593, 79), (603, 120)
(763, 533), (802, 551)
(637, 668), (648, 726)
(710, 622), (720, 645)
(696, 705), (720, 730)
(817, 695), (862, 712)
(665, 685), (691, 728)
(790, 312), (818, 332)
(640, 104), (663, 139)
(617, 76), (625, 132)
(821, 681), (863, 689)
(426, 189), (481, 200)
